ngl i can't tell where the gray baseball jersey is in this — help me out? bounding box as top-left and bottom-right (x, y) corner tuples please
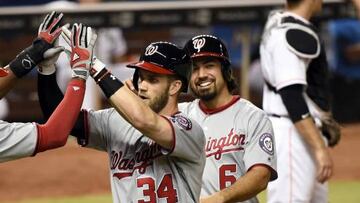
(179, 96), (277, 203)
(0, 120), (37, 162)
(83, 108), (206, 203)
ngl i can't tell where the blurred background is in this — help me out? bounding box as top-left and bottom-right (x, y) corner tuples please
(0, 0), (360, 203)
(1, 0), (358, 123)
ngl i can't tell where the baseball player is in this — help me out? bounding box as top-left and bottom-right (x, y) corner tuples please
(0, 12), (92, 163)
(179, 35), (277, 203)
(38, 28), (206, 202)
(260, 0), (340, 202)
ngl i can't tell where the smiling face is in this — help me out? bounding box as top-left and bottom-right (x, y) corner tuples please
(137, 69), (173, 113)
(190, 57), (227, 101)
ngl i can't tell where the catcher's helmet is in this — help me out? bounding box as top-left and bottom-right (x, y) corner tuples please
(184, 35), (237, 92)
(127, 41), (191, 92)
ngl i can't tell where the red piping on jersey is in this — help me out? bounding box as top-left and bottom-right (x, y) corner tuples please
(199, 95), (240, 115)
(247, 163), (278, 181)
(289, 126), (294, 202)
(160, 115), (176, 154)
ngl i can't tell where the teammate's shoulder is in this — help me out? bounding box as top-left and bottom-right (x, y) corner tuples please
(280, 16), (320, 58)
(178, 99), (200, 112)
(238, 99), (262, 112)
(238, 99), (269, 118)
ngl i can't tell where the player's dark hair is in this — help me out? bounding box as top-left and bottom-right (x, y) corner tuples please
(220, 60), (238, 94)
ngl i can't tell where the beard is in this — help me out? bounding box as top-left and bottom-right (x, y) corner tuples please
(147, 85), (170, 113)
(190, 83), (217, 101)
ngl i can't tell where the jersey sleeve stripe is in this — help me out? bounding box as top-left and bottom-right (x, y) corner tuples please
(247, 163), (278, 181)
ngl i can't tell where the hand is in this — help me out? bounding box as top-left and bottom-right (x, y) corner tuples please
(314, 147), (333, 183)
(38, 23), (71, 75)
(61, 25), (106, 81)
(69, 23), (97, 80)
(9, 11), (63, 78)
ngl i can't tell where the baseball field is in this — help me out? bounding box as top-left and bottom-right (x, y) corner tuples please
(1, 123), (359, 203)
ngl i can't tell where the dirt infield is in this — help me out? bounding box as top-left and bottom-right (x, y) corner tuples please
(0, 124), (359, 202)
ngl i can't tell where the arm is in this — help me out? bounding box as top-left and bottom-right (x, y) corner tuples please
(35, 78), (85, 153)
(61, 26), (173, 149)
(38, 23), (97, 147)
(0, 66), (17, 98)
(279, 84), (333, 183)
(109, 86), (173, 149)
(201, 166), (271, 203)
(0, 11), (64, 99)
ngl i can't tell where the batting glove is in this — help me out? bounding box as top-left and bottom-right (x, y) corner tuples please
(61, 24), (107, 81)
(38, 24), (71, 75)
(69, 23), (97, 80)
(9, 11), (64, 78)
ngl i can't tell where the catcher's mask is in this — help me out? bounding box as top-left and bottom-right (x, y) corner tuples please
(127, 41), (192, 93)
(184, 34), (237, 92)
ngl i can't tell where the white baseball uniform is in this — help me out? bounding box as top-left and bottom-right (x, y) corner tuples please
(81, 108), (206, 203)
(0, 121), (37, 162)
(260, 11), (330, 203)
(179, 96), (277, 203)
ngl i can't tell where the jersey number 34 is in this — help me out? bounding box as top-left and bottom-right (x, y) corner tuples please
(137, 174), (178, 203)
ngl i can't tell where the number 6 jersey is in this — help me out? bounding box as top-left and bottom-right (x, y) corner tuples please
(179, 96), (278, 203)
(81, 108), (206, 203)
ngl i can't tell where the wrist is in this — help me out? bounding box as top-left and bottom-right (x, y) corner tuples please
(90, 58), (106, 78)
(214, 191), (226, 203)
(9, 39), (52, 78)
(71, 68), (89, 80)
(96, 72), (124, 98)
(38, 64), (56, 75)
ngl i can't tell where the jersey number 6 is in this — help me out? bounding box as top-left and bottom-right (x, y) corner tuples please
(137, 174), (178, 203)
(219, 164), (237, 190)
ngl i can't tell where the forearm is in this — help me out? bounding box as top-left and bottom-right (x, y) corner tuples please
(214, 166), (271, 202)
(0, 66), (18, 98)
(38, 72), (64, 120)
(38, 71), (87, 142)
(294, 117), (327, 152)
(35, 79), (85, 153)
(109, 86), (173, 148)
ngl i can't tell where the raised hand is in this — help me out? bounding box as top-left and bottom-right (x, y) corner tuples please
(62, 24), (107, 82)
(69, 23), (97, 80)
(10, 11), (64, 78)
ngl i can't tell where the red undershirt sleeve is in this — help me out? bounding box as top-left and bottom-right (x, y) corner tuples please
(34, 79), (86, 154)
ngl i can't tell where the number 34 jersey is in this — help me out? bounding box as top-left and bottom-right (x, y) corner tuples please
(83, 108), (206, 203)
(179, 96), (278, 203)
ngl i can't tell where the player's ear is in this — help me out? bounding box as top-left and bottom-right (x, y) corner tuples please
(169, 79), (182, 96)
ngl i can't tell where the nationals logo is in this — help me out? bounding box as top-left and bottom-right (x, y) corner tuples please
(259, 133), (274, 155)
(205, 128), (245, 160)
(172, 115), (192, 130)
(145, 44), (158, 56)
(193, 38), (206, 52)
